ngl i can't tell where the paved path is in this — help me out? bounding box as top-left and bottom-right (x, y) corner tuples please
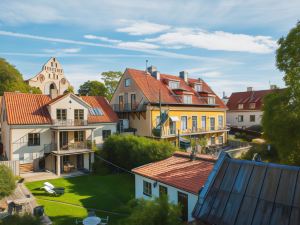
(21, 171), (87, 182)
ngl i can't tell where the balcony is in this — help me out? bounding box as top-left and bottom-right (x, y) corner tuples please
(43, 141), (92, 154)
(160, 126), (229, 137)
(52, 119), (88, 127)
(112, 103), (146, 112)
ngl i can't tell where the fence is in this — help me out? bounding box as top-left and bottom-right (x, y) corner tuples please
(0, 160), (20, 176)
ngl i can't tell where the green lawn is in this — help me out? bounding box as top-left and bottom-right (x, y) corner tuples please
(26, 174), (134, 225)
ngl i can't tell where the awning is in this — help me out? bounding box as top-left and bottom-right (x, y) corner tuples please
(170, 116), (179, 122)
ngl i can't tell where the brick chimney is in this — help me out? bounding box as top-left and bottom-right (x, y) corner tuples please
(147, 66), (160, 80)
(247, 87), (253, 92)
(179, 71), (188, 83)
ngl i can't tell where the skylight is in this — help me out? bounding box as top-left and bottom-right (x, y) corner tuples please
(89, 108), (104, 116)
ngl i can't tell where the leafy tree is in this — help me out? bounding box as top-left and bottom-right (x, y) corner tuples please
(121, 196), (183, 225)
(0, 164), (16, 199)
(64, 86), (74, 94)
(262, 22), (300, 165)
(101, 71), (122, 100)
(78, 80), (108, 97)
(0, 58), (41, 95)
(101, 135), (177, 170)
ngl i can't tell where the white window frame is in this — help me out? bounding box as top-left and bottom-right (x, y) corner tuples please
(125, 78), (131, 87)
(194, 84), (202, 92)
(169, 81), (180, 89)
(249, 103), (256, 109)
(143, 180), (152, 197)
(238, 104), (244, 109)
(238, 115), (244, 122)
(208, 97), (215, 105)
(183, 95), (192, 104)
(181, 116), (188, 131)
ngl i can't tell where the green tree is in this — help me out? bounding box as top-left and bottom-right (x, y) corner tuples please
(0, 58), (41, 95)
(122, 196), (183, 225)
(78, 80), (108, 97)
(64, 85), (74, 94)
(262, 22), (300, 165)
(101, 71), (122, 100)
(0, 164), (16, 199)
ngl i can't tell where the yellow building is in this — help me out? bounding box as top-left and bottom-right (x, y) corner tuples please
(110, 66), (228, 148)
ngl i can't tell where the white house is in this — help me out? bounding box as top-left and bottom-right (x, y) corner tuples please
(0, 92), (118, 174)
(132, 152), (216, 222)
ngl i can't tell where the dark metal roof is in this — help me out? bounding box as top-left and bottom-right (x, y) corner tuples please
(193, 152), (300, 225)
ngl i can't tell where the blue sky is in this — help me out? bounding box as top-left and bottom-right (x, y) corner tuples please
(0, 0), (299, 96)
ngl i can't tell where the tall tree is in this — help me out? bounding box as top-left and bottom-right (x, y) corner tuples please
(0, 58), (41, 95)
(78, 80), (108, 97)
(101, 71), (122, 100)
(262, 22), (300, 165)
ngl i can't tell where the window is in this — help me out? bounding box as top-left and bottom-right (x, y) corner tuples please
(56, 109), (67, 120)
(178, 192), (188, 221)
(119, 96), (124, 110)
(143, 180), (152, 197)
(102, 130), (111, 140)
(28, 133), (40, 146)
(131, 94), (136, 110)
(125, 78), (131, 87)
(218, 136), (223, 145)
(211, 136), (216, 145)
(238, 115), (244, 122)
(169, 81), (180, 89)
(156, 116), (161, 126)
(218, 115), (223, 129)
(89, 108), (104, 116)
(201, 116), (206, 130)
(183, 95), (192, 104)
(210, 117), (215, 131)
(74, 131), (84, 142)
(169, 120), (176, 135)
(74, 109), (84, 120)
(249, 103), (256, 109)
(238, 104), (244, 109)
(208, 97), (215, 105)
(159, 185), (168, 197)
(250, 115), (255, 122)
(194, 84), (202, 92)
(181, 116), (187, 130)
(192, 116), (197, 131)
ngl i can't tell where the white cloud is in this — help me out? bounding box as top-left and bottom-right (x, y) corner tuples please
(145, 28), (277, 53)
(116, 20), (171, 35)
(116, 42), (159, 50)
(84, 35), (121, 43)
(43, 48), (81, 54)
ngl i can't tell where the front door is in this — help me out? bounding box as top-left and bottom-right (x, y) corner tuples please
(178, 192), (188, 221)
(77, 154), (84, 170)
(59, 132), (68, 150)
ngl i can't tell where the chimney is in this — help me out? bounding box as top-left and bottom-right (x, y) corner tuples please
(270, 84), (277, 90)
(147, 65), (157, 74)
(50, 88), (58, 99)
(179, 71), (188, 83)
(247, 87), (253, 92)
(147, 66), (160, 80)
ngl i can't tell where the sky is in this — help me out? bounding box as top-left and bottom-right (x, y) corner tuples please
(0, 0), (299, 97)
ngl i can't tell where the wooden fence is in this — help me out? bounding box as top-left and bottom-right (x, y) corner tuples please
(0, 160), (20, 176)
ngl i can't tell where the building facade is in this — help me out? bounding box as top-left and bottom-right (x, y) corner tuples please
(26, 57), (71, 95)
(1, 92), (118, 174)
(226, 87), (275, 128)
(111, 67), (228, 148)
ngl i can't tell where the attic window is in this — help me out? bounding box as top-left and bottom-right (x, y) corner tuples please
(183, 95), (192, 104)
(89, 108), (104, 116)
(249, 103), (256, 109)
(194, 84), (202, 92)
(125, 78), (131, 87)
(169, 81), (180, 89)
(238, 104), (244, 109)
(208, 97), (215, 105)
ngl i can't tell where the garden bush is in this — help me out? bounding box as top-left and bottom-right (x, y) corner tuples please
(100, 135), (177, 170)
(0, 164), (16, 200)
(0, 214), (41, 225)
(241, 143), (279, 163)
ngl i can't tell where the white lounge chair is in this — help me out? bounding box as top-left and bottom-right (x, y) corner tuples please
(43, 186), (58, 195)
(44, 182), (55, 189)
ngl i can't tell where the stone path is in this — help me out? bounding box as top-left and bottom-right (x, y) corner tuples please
(21, 171), (86, 182)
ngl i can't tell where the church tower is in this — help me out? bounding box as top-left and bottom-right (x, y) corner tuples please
(26, 57), (71, 96)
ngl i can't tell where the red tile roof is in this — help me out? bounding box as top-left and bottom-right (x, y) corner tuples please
(132, 151), (216, 194)
(227, 89), (274, 110)
(126, 68), (226, 108)
(3, 92), (118, 125)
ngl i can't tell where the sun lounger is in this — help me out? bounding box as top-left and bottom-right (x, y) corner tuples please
(42, 186), (64, 196)
(43, 182), (65, 194)
(44, 182), (55, 189)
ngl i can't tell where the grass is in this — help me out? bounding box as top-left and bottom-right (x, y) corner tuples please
(25, 174), (134, 225)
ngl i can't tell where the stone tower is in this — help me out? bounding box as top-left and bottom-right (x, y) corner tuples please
(26, 57), (71, 96)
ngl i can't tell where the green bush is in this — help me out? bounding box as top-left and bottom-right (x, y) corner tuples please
(0, 164), (16, 200)
(241, 143), (279, 163)
(0, 214), (41, 225)
(234, 132), (254, 142)
(100, 135), (177, 170)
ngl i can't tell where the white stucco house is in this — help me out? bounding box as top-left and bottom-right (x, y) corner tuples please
(132, 152), (216, 222)
(0, 92), (118, 174)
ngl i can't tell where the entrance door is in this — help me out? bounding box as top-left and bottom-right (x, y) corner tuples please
(59, 132), (68, 150)
(178, 192), (188, 221)
(77, 154), (84, 170)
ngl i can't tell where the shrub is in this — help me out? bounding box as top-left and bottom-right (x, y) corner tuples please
(241, 143), (279, 163)
(0, 164), (16, 199)
(0, 214), (41, 225)
(100, 135), (177, 170)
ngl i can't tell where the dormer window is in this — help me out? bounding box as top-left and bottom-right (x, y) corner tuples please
(89, 108), (104, 116)
(125, 78), (131, 87)
(249, 103), (256, 109)
(169, 81), (180, 89)
(183, 95), (192, 104)
(208, 97), (215, 105)
(194, 84), (202, 92)
(238, 104), (244, 109)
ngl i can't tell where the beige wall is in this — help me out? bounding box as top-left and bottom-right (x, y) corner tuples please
(86, 123), (117, 146)
(227, 110), (262, 128)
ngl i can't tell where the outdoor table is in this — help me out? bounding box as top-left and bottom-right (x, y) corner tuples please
(83, 216), (101, 225)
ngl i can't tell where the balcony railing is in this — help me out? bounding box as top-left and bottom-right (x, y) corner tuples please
(43, 141), (92, 153)
(52, 119), (88, 126)
(161, 126), (229, 137)
(112, 103), (146, 112)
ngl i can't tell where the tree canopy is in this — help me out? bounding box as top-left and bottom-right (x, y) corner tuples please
(262, 22), (300, 165)
(0, 164), (16, 199)
(101, 71), (122, 100)
(78, 80), (108, 97)
(0, 58), (41, 95)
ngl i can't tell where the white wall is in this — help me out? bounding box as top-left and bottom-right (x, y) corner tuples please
(135, 174), (198, 222)
(86, 123), (117, 146)
(227, 110), (263, 128)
